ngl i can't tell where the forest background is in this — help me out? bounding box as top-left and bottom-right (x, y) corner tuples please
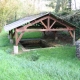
(0, 0), (80, 38)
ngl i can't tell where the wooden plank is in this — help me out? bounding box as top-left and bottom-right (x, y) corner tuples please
(48, 16), (50, 29)
(50, 21), (56, 29)
(24, 28), (74, 32)
(16, 28), (74, 32)
(68, 31), (74, 38)
(16, 32), (24, 45)
(41, 21), (47, 29)
(15, 29), (18, 46)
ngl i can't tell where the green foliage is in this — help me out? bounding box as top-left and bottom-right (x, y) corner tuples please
(0, 0), (20, 31)
(0, 0), (41, 32)
(0, 32), (13, 53)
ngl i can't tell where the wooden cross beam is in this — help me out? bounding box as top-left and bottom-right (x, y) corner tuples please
(50, 21), (56, 29)
(41, 21), (47, 29)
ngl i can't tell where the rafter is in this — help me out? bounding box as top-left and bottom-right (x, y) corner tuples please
(24, 16), (48, 28)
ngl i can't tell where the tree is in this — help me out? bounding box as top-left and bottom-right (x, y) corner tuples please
(0, 0), (40, 32)
(74, 0), (77, 10)
(55, 0), (61, 12)
(0, 0), (19, 31)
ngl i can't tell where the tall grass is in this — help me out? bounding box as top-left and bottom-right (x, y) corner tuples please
(0, 31), (80, 80)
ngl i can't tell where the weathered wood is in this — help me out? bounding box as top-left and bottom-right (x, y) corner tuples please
(68, 31), (74, 38)
(41, 21), (47, 29)
(13, 14), (76, 46)
(16, 28), (74, 32)
(50, 21), (56, 29)
(48, 16), (50, 29)
(15, 29), (18, 46)
(16, 32), (24, 45)
(24, 16), (49, 28)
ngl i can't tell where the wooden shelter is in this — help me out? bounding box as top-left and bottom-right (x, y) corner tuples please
(4, 12), (76, 53)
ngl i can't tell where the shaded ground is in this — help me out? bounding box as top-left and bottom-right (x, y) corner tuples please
(43, 31), (72, 46)
(20, 31), (72, 50)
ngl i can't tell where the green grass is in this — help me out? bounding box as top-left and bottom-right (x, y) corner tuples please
(0, 31), (80, 80)
(21, 31), (43, 39)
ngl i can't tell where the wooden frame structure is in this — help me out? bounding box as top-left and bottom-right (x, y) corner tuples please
(4, 13), (76, 53)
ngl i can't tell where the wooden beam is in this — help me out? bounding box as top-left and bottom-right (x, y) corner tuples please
(68, 30), (75, 45)
(47, 17), (50, 29)
(68, 31), (74, 38)
(16, 28), (74, 32)
(16, 32), (24, 45)
(50, 21), (56, 29)
(50, 17), (75, 30)
(24, 16), (49, 28)
(15, 29), (18, 46)
(20, 28), (74, 32)
(41, 21), (47, 29)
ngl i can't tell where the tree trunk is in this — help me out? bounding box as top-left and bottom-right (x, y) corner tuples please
(55, 0), (61, 12)
(74, 0), (77, 10)
(68, 0), (71, 11)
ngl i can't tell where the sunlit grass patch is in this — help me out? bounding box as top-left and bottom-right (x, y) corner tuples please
(21, 31), (43, 39)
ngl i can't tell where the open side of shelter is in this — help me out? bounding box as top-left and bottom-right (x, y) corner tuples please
(4, 12), (76, 54)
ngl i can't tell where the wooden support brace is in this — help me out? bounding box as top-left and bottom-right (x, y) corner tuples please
(25, 16), (48, 28)
(68, 31), (74, 38)
(50, 21), (56, 29)
(68, 30), (75, 45)
(16, 32), (24, 45)
(41, 21), (47, 29)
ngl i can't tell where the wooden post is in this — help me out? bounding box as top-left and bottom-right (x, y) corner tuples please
(48, 17), (50, 29)
(14, 29), (18, 54)
(73, 30), (75, 45)
(15, 29), (18, 46)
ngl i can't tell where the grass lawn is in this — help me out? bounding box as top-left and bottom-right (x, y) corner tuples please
(0, 31), (80, 80)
